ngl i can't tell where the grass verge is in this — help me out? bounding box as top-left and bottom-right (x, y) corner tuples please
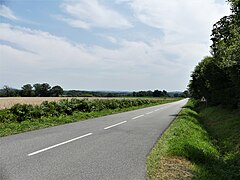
(147, 99), (240, 179)
(0, 99), (179, 137)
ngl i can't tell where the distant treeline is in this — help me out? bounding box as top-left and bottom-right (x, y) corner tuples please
(188, 0), (240, 109)
(0, 83), (64, 97)
(0, 83), (189, 98)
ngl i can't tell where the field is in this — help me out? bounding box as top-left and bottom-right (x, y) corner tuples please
(0, 97), (172, 109)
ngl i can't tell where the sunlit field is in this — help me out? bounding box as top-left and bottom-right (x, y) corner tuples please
(0, 97), (173, 109)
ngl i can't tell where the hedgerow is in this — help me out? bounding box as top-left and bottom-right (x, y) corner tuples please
(0, 98), (163, 123)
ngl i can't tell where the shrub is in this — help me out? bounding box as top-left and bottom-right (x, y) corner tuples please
(10, 104), (34, 122)
(2, 98), (165, 123)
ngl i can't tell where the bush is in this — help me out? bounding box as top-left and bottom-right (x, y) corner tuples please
(2, 98), (163, 123)
(10, 104), (34, 122)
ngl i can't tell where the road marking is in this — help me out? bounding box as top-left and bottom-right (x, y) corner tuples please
(146, 111), (154, 115)
(154, 109), (160, 112)
(104, 121), (127, 130)
(28, 133), (93, 156)
(132, 114), (144, 120)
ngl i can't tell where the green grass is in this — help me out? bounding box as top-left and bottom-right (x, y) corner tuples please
(147, 99), (240, 179)
(0, 99), (179, 137)
(199, 106), (240, 179)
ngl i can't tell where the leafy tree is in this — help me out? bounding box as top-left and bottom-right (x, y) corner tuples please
(210, 1), (240, 107)
(162, 90), (168, 97)
(21, 84), (33, 97)
(33, 83), (51, 97)
(190, 1), (240, 108)
(1, 85), (19, 97)
(153, 90), (163, 97)
(189, 56), (233, 106)
(33, 83), (41, 97)
(50, 85), (64, 97)
(182, 90), (190, 98)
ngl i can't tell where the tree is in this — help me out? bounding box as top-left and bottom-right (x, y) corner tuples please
(1, 85), (19, 97)
(33, 83), (51, 97)
(182, 90), (190, 98)
(162, 90), (168, 97)
(153, 90), (163, 97)
(209, 1), (240, 108)
(21, 84), (33, 97)
(2, 85), (11, 97)
(33, 83), (41, 97)
(50, 85), (64, 97)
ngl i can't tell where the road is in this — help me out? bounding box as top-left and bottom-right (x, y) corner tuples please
(0, 99), (187, 180)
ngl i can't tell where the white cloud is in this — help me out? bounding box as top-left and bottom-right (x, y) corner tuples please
(0, 23), (96, 69)
(0, 22), (191, 90)
(59, 0), (132, 29)
(118, 0), (230, 43)
(0, 5), (18, 20)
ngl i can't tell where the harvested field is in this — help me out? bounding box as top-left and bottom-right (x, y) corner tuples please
(0, 97), (105, 109)
(0, 97), (172, 109)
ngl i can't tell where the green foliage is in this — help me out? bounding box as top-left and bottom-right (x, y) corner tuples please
(133, 90), (169, 97)
(1, 98), (173, 125)
(33, 83), (51, 97)
(0, 98), (179, 136)
(147, 99), (240, 179)
(147, 99), (219, 179)
(199, 106), (240, 179)
(10, 104), (34, 122)
(0, 85), (19, 97)
(50, 85), (64, 97)
(0, 109), (16, 123)
(21, 84), (33, 97)
(189, 1), (240, 108)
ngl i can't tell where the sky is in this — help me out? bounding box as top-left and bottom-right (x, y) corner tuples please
(0, 0), (230, 91)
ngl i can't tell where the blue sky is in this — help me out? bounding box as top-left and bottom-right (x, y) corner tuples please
(0, 0), (230, 91)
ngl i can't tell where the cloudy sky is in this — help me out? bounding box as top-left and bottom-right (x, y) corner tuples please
(0, 0), (230, 91)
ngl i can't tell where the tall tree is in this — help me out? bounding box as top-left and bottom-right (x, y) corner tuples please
(210, 0), (240, 107)
(50, 85), (63, 97)
(1, 85), (18, 97)
(33, 83), (51, 97)
(21, 84), (33, 97)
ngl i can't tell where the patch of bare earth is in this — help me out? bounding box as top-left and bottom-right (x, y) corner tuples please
(154, 156), (194, 180)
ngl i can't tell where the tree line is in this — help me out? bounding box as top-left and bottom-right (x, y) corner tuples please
(0, 83), (64, 97)
(0, 84), (188, 98)
(189, 0), (240, 109)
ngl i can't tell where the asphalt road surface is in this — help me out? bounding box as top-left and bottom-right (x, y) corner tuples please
(0, 99), (188, 180)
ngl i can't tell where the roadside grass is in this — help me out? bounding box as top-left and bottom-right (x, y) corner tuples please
(0, 99), (179, 137)
(199, 106), (240, 179)
(147, 99), (240, 179)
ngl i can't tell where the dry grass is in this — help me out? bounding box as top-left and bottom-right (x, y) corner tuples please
(0, 97), (71, 109)
(153, 156), (194, 180)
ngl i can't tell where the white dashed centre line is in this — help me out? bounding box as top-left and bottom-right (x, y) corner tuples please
(28, 133), (93, 156)
(104, 121), (127, 130)
(146, 111), (154, 115)
(132, 114), (144, 120)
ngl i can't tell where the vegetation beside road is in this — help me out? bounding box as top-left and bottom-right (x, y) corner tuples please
(188, 0), (240, 109)
(147, 99), (240, 179)
(147, 2), (240, 178)
(0, 98), (181, 137)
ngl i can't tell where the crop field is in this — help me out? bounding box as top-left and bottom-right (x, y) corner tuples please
(0, 97), (80, 109)
(0, 97), (172, 109)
